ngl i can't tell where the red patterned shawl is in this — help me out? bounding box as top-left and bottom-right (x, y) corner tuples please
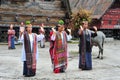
(53, 31), (67, 69)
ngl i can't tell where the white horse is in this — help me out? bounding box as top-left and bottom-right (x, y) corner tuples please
(91, 31), (106, 59)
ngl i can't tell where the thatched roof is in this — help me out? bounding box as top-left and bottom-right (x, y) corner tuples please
(69, 0), (114, 19)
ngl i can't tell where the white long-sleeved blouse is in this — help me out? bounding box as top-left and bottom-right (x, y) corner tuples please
(20, 33), (44, 61)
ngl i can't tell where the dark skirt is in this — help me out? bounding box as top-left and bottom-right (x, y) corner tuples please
(11, 37), (15, 49)
(79, 52), (92, 70)
(23, 61), (36, 77)
(8, 37), (15, 49)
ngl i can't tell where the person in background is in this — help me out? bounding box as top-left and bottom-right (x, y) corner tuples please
(20, 22), (44, 77)
(8, 24), (16, 49)
(19, 22), (25, 33)
(50, 20), (68, 73)
(39, 27), (45, 48)
(19, 22), (25, 42)
(78, 20), (97, 70)
(65, 28), (72, 41)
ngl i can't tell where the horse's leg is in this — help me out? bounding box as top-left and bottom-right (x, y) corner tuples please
(101, 39), (104, 59)
(97, 50), (100, 58)
(97, 43), (101, 58)
(101, 49), (103, 59)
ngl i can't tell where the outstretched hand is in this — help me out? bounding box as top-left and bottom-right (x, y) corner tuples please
(93, 26), (97, 32)
(52, 27), (56, 32)
(80, 25), (83, 31)
(79, 25), (83, 35)
(52, 27), (56, 36)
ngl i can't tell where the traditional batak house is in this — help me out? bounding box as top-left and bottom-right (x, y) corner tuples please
(69, 0), (120, 39)
(0, 0), (120, 42)
(0, 0), (69, 42)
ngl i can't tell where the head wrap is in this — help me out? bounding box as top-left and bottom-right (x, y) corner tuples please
(25, 21), (31, 25)
(58, 20), (64, 25)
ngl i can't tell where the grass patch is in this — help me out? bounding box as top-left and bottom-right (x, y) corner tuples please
(70, 51), (78, 54)
(69, 51), (79, 55)
(67, 40), (79, 44)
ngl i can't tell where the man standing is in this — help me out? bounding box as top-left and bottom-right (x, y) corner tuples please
(39, 23), (45, 48)
(39, 29), (45, 48)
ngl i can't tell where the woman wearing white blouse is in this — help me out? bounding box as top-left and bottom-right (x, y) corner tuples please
(20, 24), (44, 77)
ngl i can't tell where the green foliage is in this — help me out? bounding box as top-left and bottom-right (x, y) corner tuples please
(71, 8), (92, 28)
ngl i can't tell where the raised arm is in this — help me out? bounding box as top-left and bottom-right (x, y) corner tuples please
(78, 25), (83, 35)
(50, 27), (56, 41)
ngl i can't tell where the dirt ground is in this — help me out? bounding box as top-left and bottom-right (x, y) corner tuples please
(0, 39), (120, 80)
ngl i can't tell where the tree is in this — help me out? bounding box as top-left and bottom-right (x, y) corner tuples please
(71, 8), (92, 29)
(70, 8), (92, 38)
